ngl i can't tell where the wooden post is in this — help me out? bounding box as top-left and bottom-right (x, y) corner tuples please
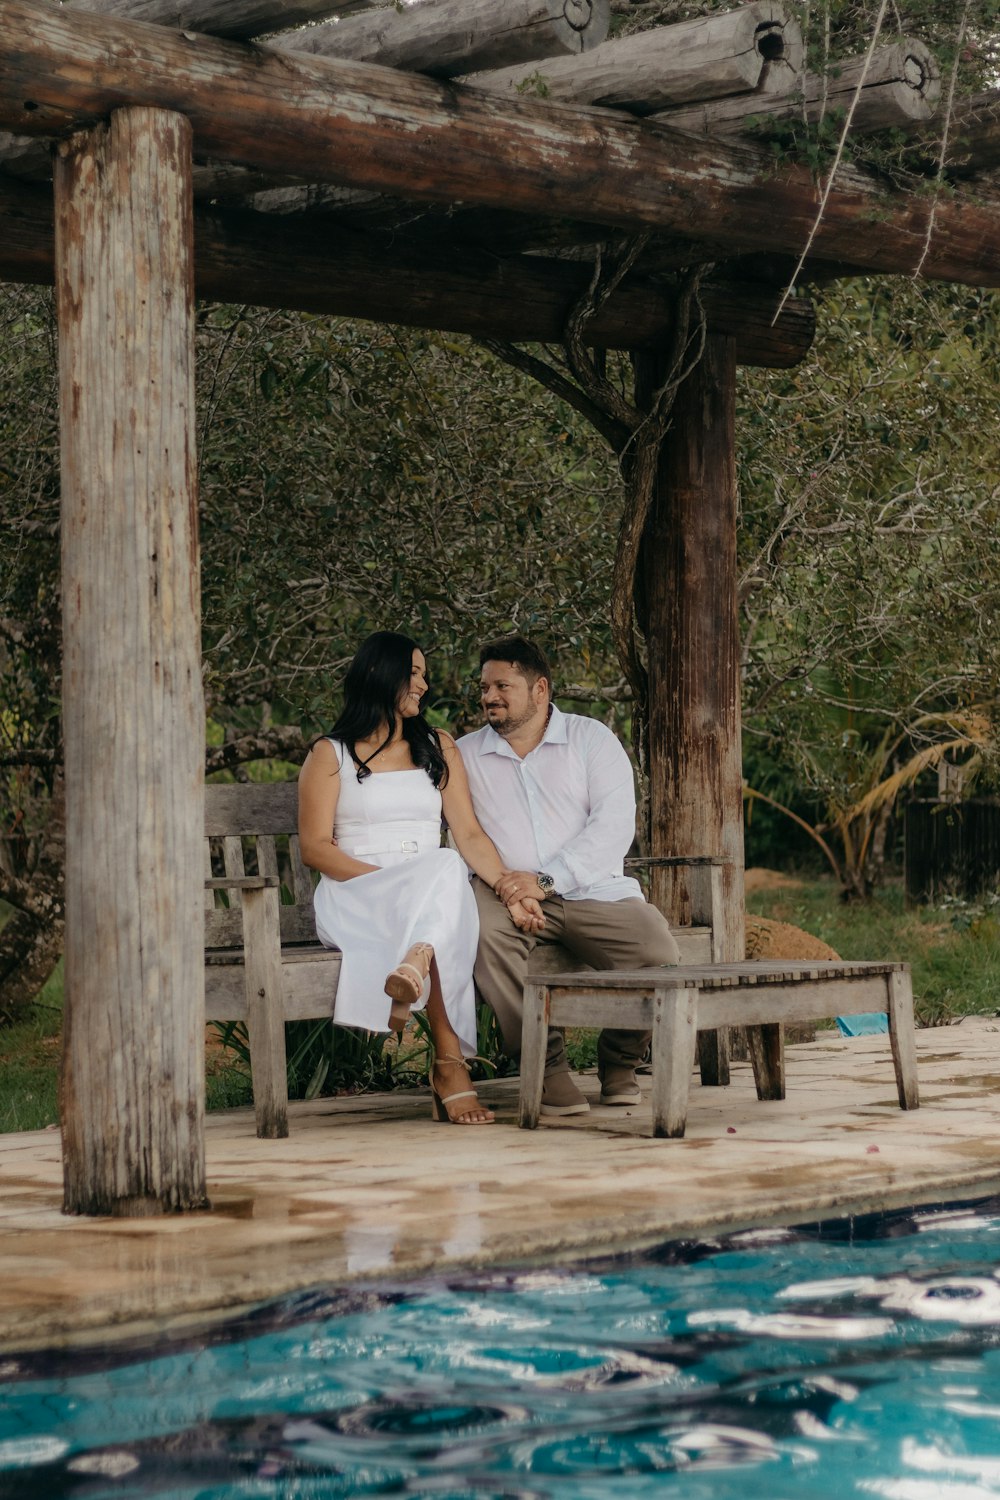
(55, 107), (207, 1216)
(639, 334), (746, 1084)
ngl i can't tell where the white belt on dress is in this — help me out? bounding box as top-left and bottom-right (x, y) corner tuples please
(338, 823), (441, 859)
(353, 839), (420, 856)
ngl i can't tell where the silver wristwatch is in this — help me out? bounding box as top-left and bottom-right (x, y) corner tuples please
(537, 871), (556, 897)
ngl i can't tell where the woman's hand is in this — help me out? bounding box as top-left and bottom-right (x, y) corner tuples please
(507, 896), (546, 934)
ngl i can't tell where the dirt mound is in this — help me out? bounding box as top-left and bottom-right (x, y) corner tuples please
(744, 867), (806, 893)
(746, 914), (840, 961)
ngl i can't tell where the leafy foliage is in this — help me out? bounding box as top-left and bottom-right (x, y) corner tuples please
(747, 874), (1000, 1025)
(738, 277), (1000, 890)
(196, 308), (621, 737)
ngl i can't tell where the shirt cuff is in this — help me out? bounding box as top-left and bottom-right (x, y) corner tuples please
(545, 855), (575, 896)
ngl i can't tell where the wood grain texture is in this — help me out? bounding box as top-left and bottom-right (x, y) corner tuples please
(650, 985), (698, 1138)
(639, 336), (743, 1084)
(662, 39), (940, 135)
(470, 2), (800, 112)
(887, 968), (920, 1109)
(523, 960), (918, 1135)
(905, 86), (1000, 177)
(0, 179), (817, 367)
(533, 961), (906, 986)
(240, 884), (290, 1138)
(0, 0), (997, 286)
(70, 0), (373, 41)
(205, 781), (298, 835)
(202, 781), (340, 1128)
(272, 0), (610, 77)
(56, 107), (206, 1217)
(517, 983), (550, 1128)
(641, 336), (745, 966)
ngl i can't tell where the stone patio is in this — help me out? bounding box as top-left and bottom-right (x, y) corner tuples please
(1, 1018), (999, 1353)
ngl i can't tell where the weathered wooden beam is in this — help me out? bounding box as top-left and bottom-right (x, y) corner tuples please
(271, 0), (609, 77)
(904, 87), (1000, 177)
(0, 0), (376, 175)
(70, 0), (372, 42)
(1, 0), (999, 286)
(469, 2), (802, 112)
(661, 38), (940, 136)
(56, 107), (206, 1217)
(0, 0), (608, 180)
(0, 2), (608, 187)
(0, 178), (815, 366)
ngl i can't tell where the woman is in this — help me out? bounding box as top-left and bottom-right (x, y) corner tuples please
(298, 631), (542, 1126)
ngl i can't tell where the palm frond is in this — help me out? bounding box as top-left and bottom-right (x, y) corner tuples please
(846, 741), (985, 824)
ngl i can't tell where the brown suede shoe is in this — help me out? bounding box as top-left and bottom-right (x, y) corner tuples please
(540, 1071), (590, 1116)
(599, 1067), (642, 1106)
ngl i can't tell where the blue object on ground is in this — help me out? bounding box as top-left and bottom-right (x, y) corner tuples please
(836, 1011), (890, 1036)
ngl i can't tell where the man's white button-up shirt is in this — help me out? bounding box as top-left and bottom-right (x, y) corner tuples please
(456, 705), (643, 903)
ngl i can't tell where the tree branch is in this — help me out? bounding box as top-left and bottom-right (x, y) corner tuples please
(477, 339), (631, 452)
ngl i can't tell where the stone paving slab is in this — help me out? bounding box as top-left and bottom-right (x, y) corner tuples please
(1, 1019), (999, 1352)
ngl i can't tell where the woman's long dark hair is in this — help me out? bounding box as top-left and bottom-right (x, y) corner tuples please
(330, 631), (448, 788)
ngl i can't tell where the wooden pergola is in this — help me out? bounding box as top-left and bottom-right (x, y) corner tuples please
(1, 0), (997, 1216)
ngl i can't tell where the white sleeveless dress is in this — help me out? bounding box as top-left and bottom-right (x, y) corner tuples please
(312, 739), (480, 1056)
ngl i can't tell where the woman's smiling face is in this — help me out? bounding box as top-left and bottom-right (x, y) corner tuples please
(399, 649), (428, 718)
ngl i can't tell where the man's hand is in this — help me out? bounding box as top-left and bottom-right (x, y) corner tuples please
(507, 896), (546, 933)
(495, 868), (546, 905)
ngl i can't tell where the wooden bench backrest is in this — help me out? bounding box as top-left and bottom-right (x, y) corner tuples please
(204, 782), (317, 949)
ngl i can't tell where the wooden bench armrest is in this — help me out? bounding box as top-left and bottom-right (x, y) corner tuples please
(625, 857), (728, 945)
(626, 855), (730, 868)
(205, 875), (280, 891)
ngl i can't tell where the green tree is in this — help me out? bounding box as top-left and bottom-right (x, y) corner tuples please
(738, 277), (1000, 889)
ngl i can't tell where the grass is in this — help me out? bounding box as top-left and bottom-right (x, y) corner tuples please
(1, 878), (997, 1130)
(567, 876), (1000, 1064)
(746, 876), (1000, 1026)
(0, 956), (64, 1133)
(0, 898), (258, 1130)
(0, 955), (257, 1131)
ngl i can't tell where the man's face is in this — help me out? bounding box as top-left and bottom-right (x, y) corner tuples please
(480, 660), (546, 737)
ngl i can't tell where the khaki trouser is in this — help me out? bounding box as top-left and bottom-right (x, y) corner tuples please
(472, 878), (681, 1078)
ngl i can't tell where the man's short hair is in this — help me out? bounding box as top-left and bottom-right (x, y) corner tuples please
(479, 635), (552, 686)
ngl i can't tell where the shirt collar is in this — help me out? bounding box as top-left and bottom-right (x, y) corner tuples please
(543, 704), (568, 744)
(479, 702), (567, 756)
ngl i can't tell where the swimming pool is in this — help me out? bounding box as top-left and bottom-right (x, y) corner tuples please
(4, 1196), (1000, 1498)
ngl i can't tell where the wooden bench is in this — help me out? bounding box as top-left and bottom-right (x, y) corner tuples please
(204, 781), (340, 1140)
(518, 960), (920, 1138)
(203, 781), (734, 1138)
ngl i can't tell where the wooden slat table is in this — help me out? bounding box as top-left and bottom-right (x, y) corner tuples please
(519, 960), (920, 1139)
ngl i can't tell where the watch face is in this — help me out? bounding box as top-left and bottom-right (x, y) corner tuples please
(538, 872), (555, 895)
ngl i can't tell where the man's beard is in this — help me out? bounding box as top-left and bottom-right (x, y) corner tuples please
(485, 703), (538, 737)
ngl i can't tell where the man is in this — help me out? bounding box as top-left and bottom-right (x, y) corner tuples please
(456, 635), (680, 1116)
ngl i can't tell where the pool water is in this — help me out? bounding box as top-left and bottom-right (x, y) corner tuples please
(5, 1198), (1000, 1499)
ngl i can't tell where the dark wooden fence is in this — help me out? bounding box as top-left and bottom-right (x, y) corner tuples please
(904, 798), (1000, 904)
